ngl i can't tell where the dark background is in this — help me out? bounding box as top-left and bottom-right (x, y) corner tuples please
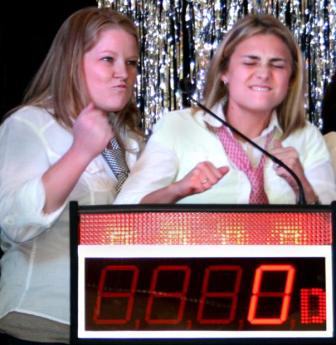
(1, 2), (334, 131)
(0, 1), (97, 121)
(0, 3), (97, 342)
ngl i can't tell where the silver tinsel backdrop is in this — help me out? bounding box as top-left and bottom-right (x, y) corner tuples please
(97, 0), (336, 135)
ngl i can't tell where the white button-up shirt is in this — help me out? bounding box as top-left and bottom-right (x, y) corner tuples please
(115, 102), (336, 204)
(0, 106), (143, 325)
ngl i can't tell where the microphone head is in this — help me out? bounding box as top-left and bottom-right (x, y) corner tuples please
(178, 79), (196, 95)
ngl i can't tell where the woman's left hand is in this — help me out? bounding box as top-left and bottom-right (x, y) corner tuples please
(270, 139), (304, 189)
(270, 139), (319, 204)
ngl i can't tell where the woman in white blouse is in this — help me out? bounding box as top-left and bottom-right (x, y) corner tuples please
(0, 7), (143, 345)
(115, 14), (336, 205)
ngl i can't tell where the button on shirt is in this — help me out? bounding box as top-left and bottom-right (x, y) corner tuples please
(115, 101), (336, 205)
(0, 106), (143, 325)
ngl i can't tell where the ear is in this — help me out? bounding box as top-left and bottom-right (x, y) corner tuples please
(221, 73), (228, 85)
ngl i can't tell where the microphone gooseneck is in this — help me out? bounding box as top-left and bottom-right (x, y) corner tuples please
(180, 86), (307, 205)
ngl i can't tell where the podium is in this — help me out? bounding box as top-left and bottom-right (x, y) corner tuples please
(69, 202), (336, 344)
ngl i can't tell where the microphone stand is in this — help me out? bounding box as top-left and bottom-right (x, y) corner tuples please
(185, 94), (307, 205)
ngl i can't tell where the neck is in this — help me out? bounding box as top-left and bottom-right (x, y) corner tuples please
(225, 104), (272, 140)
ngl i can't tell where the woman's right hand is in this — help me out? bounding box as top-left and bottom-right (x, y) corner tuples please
(141, 161), (229, 204)
(72, 102), (114, 159)
(42, 103), (114, 214)
(172, 161), (229, 200)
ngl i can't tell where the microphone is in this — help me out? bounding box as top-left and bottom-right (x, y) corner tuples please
(179, 81), (307, 205)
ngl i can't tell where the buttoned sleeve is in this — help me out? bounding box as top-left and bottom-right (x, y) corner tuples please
(0, 110), (66, 242)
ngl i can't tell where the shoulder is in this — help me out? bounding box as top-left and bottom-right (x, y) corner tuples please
(2, 106), (56, 129)
(284, 121), (324, 143)
(152, 107), (200, 133)
(284, 121), (331, 164)
(0, 106), (70, 151)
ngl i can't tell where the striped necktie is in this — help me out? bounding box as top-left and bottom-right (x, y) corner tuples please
(102, 137), (129, 192)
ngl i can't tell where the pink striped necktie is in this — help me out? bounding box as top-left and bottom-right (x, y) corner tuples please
(215, 126), (273, 204)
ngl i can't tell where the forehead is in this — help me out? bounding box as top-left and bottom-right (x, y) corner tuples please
(89, 28), (138, 52)
(233, 34), (292, 60)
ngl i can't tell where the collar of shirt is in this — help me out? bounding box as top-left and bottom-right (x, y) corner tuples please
(194, 99), (283, 167)
(194, 98), (283, 140)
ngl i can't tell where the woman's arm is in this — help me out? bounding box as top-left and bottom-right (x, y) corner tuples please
(270, 127), (336, 204)
(140, 162), (229, 203)
(42, 103), (113, 213)
(0, 104), (113, 241)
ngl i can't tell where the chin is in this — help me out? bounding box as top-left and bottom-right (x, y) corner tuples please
(249, 102), (277, 113)
(106, 102), (129, 113)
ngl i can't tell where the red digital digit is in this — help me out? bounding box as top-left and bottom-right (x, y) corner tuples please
(300, 288), (326, 324)
(145, 265), (191, 324)
(93, 265), (139, 324)
(197, 265), (242, 324)
(247, 264), (295, 325)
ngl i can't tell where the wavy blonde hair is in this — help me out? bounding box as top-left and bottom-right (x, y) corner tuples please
(21, 6), (141, 137)
(203, 14), (306, 139)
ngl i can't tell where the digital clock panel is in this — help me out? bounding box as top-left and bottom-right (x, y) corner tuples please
(70, 203), (335, 344)
(77, 245), (333, 339)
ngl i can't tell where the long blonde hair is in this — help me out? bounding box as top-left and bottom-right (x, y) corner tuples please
(21, 6), (141, 136)
(203, 14), (306, 139)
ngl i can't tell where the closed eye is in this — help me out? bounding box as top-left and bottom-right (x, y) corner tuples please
(243, 61), (257, 66)
(271, 63), (286, 69)
(270, 58), (288, 69)
(242, 57), (258, 66)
